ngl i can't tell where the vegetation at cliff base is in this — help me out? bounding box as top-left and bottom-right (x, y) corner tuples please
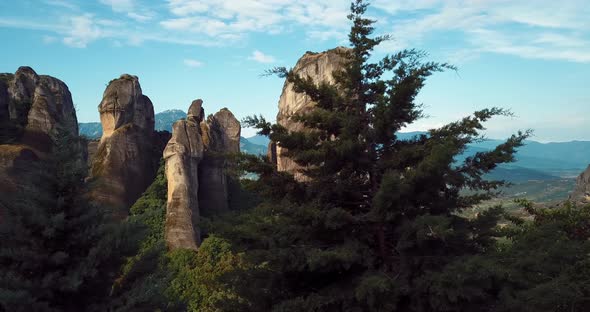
(0, 125), (140, 311)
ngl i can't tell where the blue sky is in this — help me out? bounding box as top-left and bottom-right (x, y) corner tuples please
(0, 0), (588, 142)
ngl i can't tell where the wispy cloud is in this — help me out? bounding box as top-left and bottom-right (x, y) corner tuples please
(183, 59), (204, 67)
(0, 0), (588, 64)
(160, 0), (349, 42)
(99, 0), (154, 22)
(44, 0), (78, 10)
(248, 50), (276, 63)
(62, 14), (103, 48)
(374, 0), (590, 63)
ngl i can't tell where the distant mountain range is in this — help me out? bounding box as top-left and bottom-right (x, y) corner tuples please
(80, 115), (589, 182)
(79, 110), (270, 155)
(398, 131), (590, 181)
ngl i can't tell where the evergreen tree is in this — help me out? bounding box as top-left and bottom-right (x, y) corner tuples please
(229, 1), (530, 310)
(0, 125), (139, 311)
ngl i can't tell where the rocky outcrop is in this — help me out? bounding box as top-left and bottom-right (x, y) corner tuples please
(0, 66), (78, 151)
(270, 47), (350, 180)
(98, 74), (154, 141)
(164, 100), (241, 250)
(0, 67), (77, 192)
(90, 74), (161, 217)
(570, 165), (590, 205)
(164, 100), (205, 250)
(199, 108), (241, 216)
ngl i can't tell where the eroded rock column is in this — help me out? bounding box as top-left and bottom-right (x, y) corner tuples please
(198, 108), (241, 216)
(90, 74), (159, 217)
(164, 100), (205, 250)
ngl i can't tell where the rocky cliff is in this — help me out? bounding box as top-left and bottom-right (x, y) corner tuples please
(164, 100), (205, 250)
(164, 100), (240, 250)
(569, 165), (590, 205)
(90, 74), (163, 217)
(270, 47), (350, 180)
(0, 67), (78, 189)
(199, 108), (241, 216)
(0, 66), (78, 150)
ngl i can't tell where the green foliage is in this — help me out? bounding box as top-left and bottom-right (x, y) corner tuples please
(166, 236), (247, 312)
(232, 1), (532, 311)
(440, 201), (590, 312)
(0, 124), (141, 311)
(109, 161), (172, 311)
(111, 161), (247, 311)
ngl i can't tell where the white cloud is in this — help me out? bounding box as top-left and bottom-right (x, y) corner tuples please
(127, 12), (153, 22)
(1, 0), (589, 63)
(99, 0), (154, 22)
(248, 50), (276, 63)
(374, 0), (590, 63)
(160, 0), (350, 42)
(62, 14), (103, 48)
(184, 59), (204, 67)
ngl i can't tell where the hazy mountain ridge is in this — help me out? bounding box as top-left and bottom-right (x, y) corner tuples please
(80, 119), (590, 179)
(80, 110), (269, 156)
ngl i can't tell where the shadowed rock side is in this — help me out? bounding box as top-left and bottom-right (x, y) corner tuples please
(270, 47), (350, 181)
(0, 66), (78, 151)
(90, 74), (160, 217)
(198, 108), (241, 216)
(570, 165), (590, 205)
(164, 100), (205, 250)
(0, 66), (78, 191)
(164, 100), (241, 250)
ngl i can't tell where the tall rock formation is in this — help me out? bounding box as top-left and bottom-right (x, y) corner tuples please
(199, 108), (241, 216)
(164, 100), (205, 250)
(0, 67), (77, 189)
(570, 165), (590, 205)
(0, 66), (78, 151)
(164, 100), (241, 250)
(90, 74), (161, 217)
(270, 47), (350, 180)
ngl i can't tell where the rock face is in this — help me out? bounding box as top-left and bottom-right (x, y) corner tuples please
(99, 74), (154, 141)
(164, 100), (205, 250)
(270, 47), (350, 180)
(199, 108), (241, 216)
(570, 165), (590, 205)
(90, 75), (160, 217)
(0, 67), (78, 151)
(164, 100), (241, 250)
(0, 67), (77, 191)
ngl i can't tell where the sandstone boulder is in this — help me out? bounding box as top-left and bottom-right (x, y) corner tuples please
(570, 165), (590, 205)
(271, 47), (350, 180)
(91, 75), (160, 217)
